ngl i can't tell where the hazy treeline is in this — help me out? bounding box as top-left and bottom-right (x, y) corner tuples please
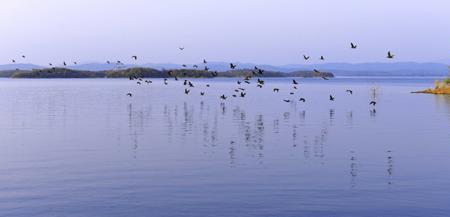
(1, 67), (334, 78)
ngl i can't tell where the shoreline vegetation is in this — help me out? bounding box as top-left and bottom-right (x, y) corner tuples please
(1, 67), (334, 79)
(412, 78), (450, 95)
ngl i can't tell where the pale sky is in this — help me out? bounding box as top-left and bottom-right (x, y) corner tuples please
(0, 0), (449, 65)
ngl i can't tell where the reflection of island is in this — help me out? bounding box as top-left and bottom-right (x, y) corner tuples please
(8, 67), (334, 79)
(412, 78), (450, 95)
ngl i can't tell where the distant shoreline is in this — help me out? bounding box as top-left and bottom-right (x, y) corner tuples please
(2, 67), (334, 79)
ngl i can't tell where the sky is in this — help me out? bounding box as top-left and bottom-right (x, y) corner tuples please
(0, 0), (449, 65)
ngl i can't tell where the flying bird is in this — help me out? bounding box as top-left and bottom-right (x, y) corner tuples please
(329, 95), (335, 101)
(230, 63), (237, 69)
(351, 42), (357, 49)
(303, 55), (310, 60)
(132, 56), (137, 60)
(200, 92), (205, 96)
(126, 93), (133, 97)
(203, 59), (207, 64)
(370, 101), (377, 106)
(292, 79), (298, 85)
(273, 88), (280, 92)
(299, 98), (306, 102)
(21, 55), (26, 58)
(387, 51), (394, 59)
(320, 56), (325, 60)
(283, 99), (291, 103)
(346, 89), (353, 94)
(179, 47), (184, 51)
(184, 89), (190, 95)
(220, 94), (227, 100)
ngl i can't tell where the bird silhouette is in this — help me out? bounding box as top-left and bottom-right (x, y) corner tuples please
(283, 99), (291, 103)
(179, 47), (184, 51)
(21, 55), (26, 58)
(106, 61), (111, 64)
(206, 84), (210, 87)
(273, 88), (280, 92)
(73, 61), (77, 65)
(240, 92), (246, 97)
(185, 89), (190, 95)
(320, 56), (325, 60)
(329, 95), (335, 101)
(321, 76), (329, 80)
(351, 42), (357, 49)
(230, 63), (237, 69)
(387, 51), (394, 59)
(346, 89), (353, 94)
(370, 101), (377, 106)
(203, 59), (207, 64)
(164, 78), (168, 85)
(193, 65), (198, 68)
(132, 56), (137, 60)
(292, 79), (298, 85)
(200, 92), (205, 96)
(303, 55), (310, 60)
(126, 93), (133, 97)
(204, 66), (209, 71)
(220, 94), (227, 100)
(299, 98), (306, 102)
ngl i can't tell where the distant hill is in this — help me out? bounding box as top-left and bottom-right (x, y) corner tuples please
(0, 64), (43, 71)
(8, 67), (332, 79)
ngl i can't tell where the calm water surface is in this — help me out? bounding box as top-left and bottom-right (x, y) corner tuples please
(0, 77), (449, 217)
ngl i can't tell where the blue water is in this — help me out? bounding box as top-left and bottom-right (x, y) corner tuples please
(0, 77), (449, 217)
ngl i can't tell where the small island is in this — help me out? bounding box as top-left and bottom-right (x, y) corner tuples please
(412, 78), (450, 95)
(5, 67), (334, 79)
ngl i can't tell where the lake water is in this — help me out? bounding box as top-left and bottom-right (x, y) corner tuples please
(0, 77), (449, 217)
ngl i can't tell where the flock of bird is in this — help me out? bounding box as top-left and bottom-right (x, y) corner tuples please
(123, 42), (386, 107)
(10, 42), (390, 107)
